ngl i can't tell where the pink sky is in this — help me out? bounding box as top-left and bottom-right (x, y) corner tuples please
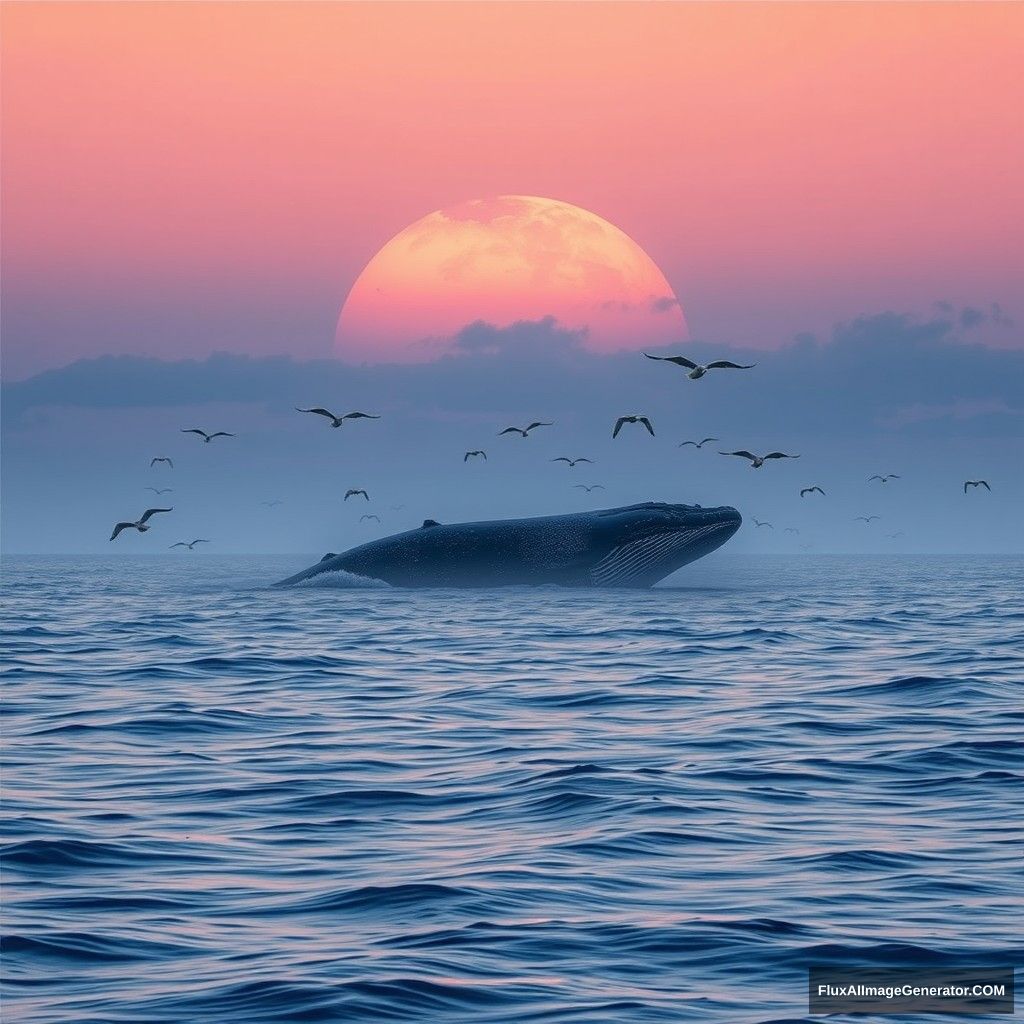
(2, 2), (1021, 377)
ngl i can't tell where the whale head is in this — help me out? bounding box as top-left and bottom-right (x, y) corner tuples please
(587, 502), (742, 587)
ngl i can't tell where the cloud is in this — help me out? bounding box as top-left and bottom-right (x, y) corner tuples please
(4, 308), (1022, 554)
(4, 309), (1023, 440)
(448, 316), (586, 356)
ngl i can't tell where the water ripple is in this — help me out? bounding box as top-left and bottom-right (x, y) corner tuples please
(2, 554), (1022, 1022)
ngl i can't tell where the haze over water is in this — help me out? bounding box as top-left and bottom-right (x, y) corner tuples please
(3, 554), (1021, 1023)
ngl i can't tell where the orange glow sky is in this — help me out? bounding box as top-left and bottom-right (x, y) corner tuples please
(2, 1), (1021, 376)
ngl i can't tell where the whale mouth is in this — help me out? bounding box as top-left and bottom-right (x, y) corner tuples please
(589, 504), (741, 587)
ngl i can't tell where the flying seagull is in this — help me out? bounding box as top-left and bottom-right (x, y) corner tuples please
(498, 422), (552, 437)
(295, 407), (380, 428)
(109, 507), (172, 541)
(181, 428), (234, 443)
(720, 450), (799, 468)
(360, 514), (381, 523)
(145, 487), (173, 495)
(574, 484), (605, 492)
(150, 457), (174, 469)
(644, 353), (755, 380)
(344, 489), (370, 501)
(800, 486), (826, 497)
(678, 437), (718, 449)
(855, 515), (881, 523)
(964, 480), (991, 493)
(260, 500), (283, 507)
(170, 539), (210, 550)
(551, 457), (593, 467)
(753, 519), (774, 529)
(869, 474), (900, 483)
(613, 415), (654, 438)
(464, 450), (487, 461)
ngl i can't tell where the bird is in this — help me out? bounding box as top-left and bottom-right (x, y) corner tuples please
(800, 486), (826, 497)
(145, 487), (173, 495)
(869, 474), (900, 483)
(109, 508), (172, 541)
(498, 422), (552, 437)
(260, 500), (283, 507)
(170, 539), (210, 550)
(150, 457), (174, 468)
(295, 407), (380, 428)
(678, 437), (718, 449)
(964, 480), (991, 493)
(344, 489), (370, 501)
(574, 484), (605, 492)
(784, 528), (800, 534)
(720, 450), (799, 468)
(855, 515), (881, 523)
(360, 514), (381, 523)
(612, 415), (654, 438)
(181, 428), (234, 443)
(753, 519), (774, 529)
(464, 450), (487, 461)
(644, 353), (755, 379)
(551, 457), (593, 467)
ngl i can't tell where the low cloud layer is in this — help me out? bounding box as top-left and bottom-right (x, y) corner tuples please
(3, 309), (1022, 553)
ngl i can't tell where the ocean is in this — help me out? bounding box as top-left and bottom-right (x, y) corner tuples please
(2, 554), (1022, 1023)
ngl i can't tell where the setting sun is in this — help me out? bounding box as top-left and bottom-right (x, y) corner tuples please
(335, 195), (686, 362)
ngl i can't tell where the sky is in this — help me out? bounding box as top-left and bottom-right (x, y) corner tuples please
(1, 2), (1021, 554)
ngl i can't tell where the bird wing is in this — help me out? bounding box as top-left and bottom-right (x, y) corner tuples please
(498, 427), (520, 435)
(638, 417), (655, 435)
(981, 481), (991, 490)
(678, 441), (697, 447)
(464, 452), (471, 461)
(964, 481), (971, 492)
(575, 457), (593, 464)
(207, 432), (234, 439)
(764, 452), (797, 459)
(551, 457), (571, 463)
(296, 407), (338, 420)
(524, 421), (552, 432)
(110, 523), (134, 541)
(170, 542), (187, 548)
(181, 429), (208, 438)
(706, 361), (755, 370)
(612, 418), (626, 438)
(139, 507), (173, 524)
(592, 484), (605, 489)
(699, 438), (718, 446)
(724, 451), (755, 460)
(644, 353), (697, 369)
(192, 539), (210, 545)
(869, 475), (883, 481)
(342, 412), (381, 420)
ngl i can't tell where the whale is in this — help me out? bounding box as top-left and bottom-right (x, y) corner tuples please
(276, 501), (741, 589)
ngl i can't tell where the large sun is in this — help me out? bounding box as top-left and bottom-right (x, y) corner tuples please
(335, 195), (686, 362)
